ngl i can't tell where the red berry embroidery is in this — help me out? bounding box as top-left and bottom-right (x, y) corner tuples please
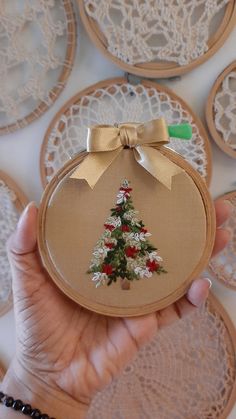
(146, 260), (160, 272)
(102, 264), (113, 275)
(125, 246), (139, 258)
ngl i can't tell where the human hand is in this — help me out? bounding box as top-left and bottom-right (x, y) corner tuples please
(0, 200), (232, 418)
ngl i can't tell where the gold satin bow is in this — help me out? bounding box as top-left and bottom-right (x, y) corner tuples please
(70, 118), (183, 190)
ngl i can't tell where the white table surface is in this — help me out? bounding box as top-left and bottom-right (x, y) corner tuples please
(0, 5), (236, 417)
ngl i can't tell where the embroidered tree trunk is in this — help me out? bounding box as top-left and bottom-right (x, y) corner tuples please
(88, 180), (167, 289)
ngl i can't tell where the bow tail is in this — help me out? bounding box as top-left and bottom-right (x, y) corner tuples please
(134, 146), (183, 190)
(70, 148), (122, 189)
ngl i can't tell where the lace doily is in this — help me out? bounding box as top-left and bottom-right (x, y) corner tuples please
(0, 173), (26, 316)
(0, 0), (76, 135)
(41, 79), (211, 185)
(214, 67), (236, 152)
(209, 191), (236, 289)
(88, 295), (236, 419)
(80, 0), (235, 76)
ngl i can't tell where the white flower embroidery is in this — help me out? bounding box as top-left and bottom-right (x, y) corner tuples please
(92, 272), (108, 287)
(117, 190), (130, 204)
(149, 251), (163, 263)
(106, 216), (122, 228)
(127, 232), (151, 242)
(134, 266), (152, 279)
(93, 247), (109, 259)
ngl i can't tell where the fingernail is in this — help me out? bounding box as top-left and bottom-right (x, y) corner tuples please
(203, 277), (212, 289)
(17, 202), (37, 229)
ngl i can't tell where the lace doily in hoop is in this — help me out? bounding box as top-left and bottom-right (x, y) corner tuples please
(0, 0), (76, 135)
(207, 61), (236, 159)
(209, 191), (236, 289)
(88, 294), (236, 419)
(79, 1), (236, 77)
(41, 78), (211, 186)
(0, 172), (27, 316)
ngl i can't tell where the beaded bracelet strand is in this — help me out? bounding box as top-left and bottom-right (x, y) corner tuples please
(0, 391), (56, 418)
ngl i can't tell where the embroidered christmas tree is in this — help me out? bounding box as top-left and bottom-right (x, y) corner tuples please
(88, 179), (167, 289)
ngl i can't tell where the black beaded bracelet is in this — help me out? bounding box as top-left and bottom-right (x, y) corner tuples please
(0, 391), (56, 419)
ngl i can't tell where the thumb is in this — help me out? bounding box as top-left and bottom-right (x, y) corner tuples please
(7, 202), (38, 256)
(7, 202), (42, 297)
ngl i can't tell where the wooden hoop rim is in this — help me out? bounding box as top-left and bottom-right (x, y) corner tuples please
(0, 171), (28, 317)
(38, 148), (215, 317)
(209, 190), (236, 290)
(78, 1), (236, 78)
(0, 0), (77, 136)
(40, 77), (212, 187)
(206, 61), (236, 159)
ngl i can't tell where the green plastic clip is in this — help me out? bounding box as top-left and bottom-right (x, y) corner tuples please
(168, 124), (192, 140)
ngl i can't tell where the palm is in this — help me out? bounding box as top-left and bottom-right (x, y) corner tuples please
(8, 200), (231, 403)
(13, 250), (157, 402)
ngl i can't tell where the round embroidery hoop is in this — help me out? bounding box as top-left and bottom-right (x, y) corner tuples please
(78, 1), (236, 78)
(38, 148), (215, 317)
(87, 293), (236, 419)
(206, 61), (236, 159)
(209, 190), (236, 290)
(0, 171), (28, 317)
(0, 0), (76, 135)
(40, 78), (212, 186)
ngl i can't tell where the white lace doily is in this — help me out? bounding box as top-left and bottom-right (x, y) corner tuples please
(0, 174), (26, 316)
(209, 191), (236, 289)
(41, 79), (211, 185)
(214, 69), (236, 150)
(0, 0), (76, 135)
(80, 0), (235, 76)
(88, 295), (236, 419)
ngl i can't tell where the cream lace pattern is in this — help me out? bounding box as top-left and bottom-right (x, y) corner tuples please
(44, 83), (208, 183)
(0, 181), (19, 309)
(84, 0), (229, 66)
(209, 194), (236, 288)
(214, 71), (236, 149)
(88, 300), (236, 419)
(0, 0), (73, 130)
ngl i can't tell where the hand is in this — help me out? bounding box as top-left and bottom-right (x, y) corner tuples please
(1, 200), (232, 418)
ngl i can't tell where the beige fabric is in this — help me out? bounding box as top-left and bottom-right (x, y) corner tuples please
(44, 150), (206, 312)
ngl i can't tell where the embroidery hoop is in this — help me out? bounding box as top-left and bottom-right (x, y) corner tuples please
(87, 293), (236, 419)
(209, 190), (236, 290)
(0, 171), (28, 317)
(38, 148), (215, 317)
(206, 61), (236, 159)
(78, 1), (236, 78)
(0, 0), (76, 135)
(40, 77), (212, 187)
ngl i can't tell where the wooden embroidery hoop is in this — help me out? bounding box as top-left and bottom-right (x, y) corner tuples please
(38, 148), (215, 317)
(209, 190), (236, 290)
(0, 0), (76, 136)
(78, 1), (236, 78)
(40, 77), (212, 187)
(0, 171), (28, 317)
(206, 61), (236, 159)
